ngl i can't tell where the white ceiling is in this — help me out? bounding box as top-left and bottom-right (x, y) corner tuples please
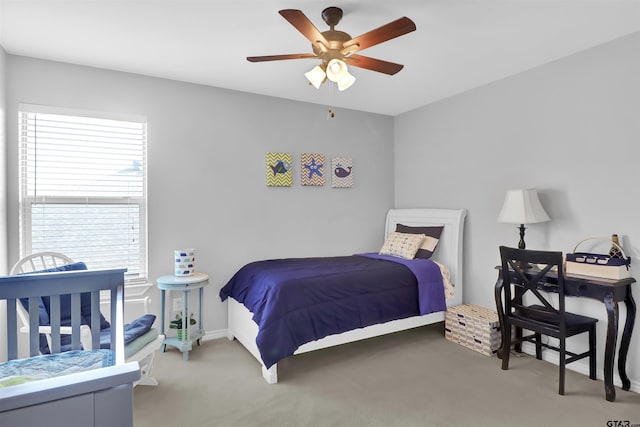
(1, 0), (639, 116)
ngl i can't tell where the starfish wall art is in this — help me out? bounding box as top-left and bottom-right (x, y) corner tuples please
(301, 153), (325, 186)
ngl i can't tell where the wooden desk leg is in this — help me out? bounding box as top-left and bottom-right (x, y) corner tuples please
(618, 289), (636, 392)
(494, 277), (505, 359)
(603, 296), (619, 402)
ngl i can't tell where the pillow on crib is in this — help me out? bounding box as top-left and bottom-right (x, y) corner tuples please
(35, 262), (110, 329)
(395, 224), (444, 259)
(19, 262), (110, 353)
(379, 232), (425, 260)
(18, 262), (91, 325)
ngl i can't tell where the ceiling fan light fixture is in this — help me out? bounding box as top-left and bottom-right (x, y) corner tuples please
(248, 8), (416, 91)
(305, 65), (326, 89)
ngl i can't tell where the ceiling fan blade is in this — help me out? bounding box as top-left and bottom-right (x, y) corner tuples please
(345, 54), (404, 75)
(342, 17), (416, 53)
(247, 53), (317, 62)
(279, 9), (329, 47)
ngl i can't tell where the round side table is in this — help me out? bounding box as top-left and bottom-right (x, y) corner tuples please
(157, 272), (209, 361)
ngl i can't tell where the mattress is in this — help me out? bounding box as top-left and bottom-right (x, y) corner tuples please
(0, 349), (114, 388)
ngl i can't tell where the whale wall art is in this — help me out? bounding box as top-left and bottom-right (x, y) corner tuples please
(331, 157), (353, 188)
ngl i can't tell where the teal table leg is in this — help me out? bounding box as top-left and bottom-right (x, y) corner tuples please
(182, 290), (190, 361)
(160, 289), (166, 352)
(197, 287), (204, 345)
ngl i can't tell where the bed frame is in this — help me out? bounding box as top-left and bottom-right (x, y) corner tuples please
(226, 208), (467, 384)
(0, 268), (140, 426)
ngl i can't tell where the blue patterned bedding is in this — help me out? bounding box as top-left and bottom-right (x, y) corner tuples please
(0, 350), (114, 388)
(220, 253), (445, 368)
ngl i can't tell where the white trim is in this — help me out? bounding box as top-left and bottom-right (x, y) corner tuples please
(100, 282), (153, 300)
(18, 103), (146, 123)
(201, 329), (228, 341)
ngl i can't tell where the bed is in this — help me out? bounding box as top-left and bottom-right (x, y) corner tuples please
(0, 268), (140, 427)
(221, 208), (466, 384)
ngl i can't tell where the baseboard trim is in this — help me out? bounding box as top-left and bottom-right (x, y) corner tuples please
(202, 328), (227, 341)
(521, 342), (640, 394)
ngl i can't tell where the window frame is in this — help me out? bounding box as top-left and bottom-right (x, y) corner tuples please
(18, 103), (149, 286)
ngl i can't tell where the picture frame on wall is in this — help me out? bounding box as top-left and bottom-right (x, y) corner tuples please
(300, 153), (325, 186)
(266, 152), (293, 187)
(331, 157), (353, 188)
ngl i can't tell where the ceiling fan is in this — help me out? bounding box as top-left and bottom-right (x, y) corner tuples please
(247, 7), (416, 91)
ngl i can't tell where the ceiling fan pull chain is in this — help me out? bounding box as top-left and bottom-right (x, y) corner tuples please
(327, 82), (336, 119)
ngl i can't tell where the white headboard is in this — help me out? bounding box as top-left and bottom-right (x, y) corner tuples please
(385, 208), (467, 306)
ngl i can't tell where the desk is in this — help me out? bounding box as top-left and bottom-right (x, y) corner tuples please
(494, 267), (636, 402)
(157, 272), (209, 361)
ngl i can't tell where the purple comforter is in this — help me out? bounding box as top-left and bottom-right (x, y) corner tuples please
(219, 253), (445, 368)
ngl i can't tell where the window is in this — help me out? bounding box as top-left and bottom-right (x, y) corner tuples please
(18, 104), (148, 285)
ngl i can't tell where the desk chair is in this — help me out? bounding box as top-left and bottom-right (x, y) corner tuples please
(11, 252), (164, 386)
(499, 246), (598, 395)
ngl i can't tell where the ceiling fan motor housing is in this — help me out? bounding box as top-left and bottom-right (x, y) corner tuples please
(314, 30), (351, 61)
(308, 7), (350, 63)
(321, 7), (343, 28)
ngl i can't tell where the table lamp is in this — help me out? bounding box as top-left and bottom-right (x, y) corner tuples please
(498, 189), (550, 257)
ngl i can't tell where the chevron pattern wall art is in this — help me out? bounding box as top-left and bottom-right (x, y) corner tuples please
(300, 153), (325, 186)
(331, 157), (353, 188)
(266, 152), (293, 186)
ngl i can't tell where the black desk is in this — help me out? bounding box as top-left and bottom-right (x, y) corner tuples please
(494, 267), (636, 402)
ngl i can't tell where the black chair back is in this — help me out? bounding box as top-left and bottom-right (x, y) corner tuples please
(500, 246), (566, 335)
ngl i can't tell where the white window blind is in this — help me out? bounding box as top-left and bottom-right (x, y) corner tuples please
(18, 106), (148, 285)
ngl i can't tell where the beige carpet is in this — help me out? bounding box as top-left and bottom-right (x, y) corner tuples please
(133, 323), (640, 427)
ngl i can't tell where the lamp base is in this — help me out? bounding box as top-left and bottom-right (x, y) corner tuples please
(516, 224), (531, 269)
(517, 224), (527, 250)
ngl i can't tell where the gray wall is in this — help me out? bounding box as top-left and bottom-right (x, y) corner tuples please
(4, 56), (395, 333)
(0, 45), (7, 360)
(395, 31), (640, 389)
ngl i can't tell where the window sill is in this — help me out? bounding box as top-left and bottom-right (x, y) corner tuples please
(100, 282), (153, 301)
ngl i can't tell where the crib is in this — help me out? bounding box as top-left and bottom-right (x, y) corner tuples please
(0, 268), (140, 427)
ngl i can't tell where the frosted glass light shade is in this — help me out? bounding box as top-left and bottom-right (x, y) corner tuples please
(336, 72), (355, 91)
(305, 65), (326, 89)
(306, 59), (355, 90)
(498, 189), (550, 224)
(326, 59), (348, 82)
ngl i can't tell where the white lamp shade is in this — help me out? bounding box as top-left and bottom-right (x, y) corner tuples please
(497, 189), (550, 224)
(326, 59), (348, 82)
(336, 72), (356, 91)
(305, 65), (326, 89)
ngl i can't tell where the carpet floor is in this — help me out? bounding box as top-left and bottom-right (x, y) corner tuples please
(133, 323), (640, 426)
